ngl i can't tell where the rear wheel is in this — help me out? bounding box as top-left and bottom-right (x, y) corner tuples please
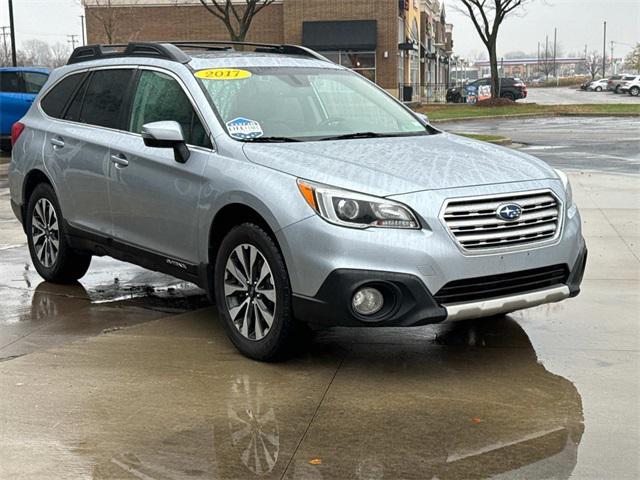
(26, 183), (91, 283)
(214, 223), (303, 361)
(501, 91), (515, 101)
(595, 86), (603, 92)
(630, 86), (640, 97)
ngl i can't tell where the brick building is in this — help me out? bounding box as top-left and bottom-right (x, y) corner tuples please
(83, 0), (453, 102)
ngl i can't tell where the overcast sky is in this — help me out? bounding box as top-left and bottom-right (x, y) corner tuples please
(1, 0), (638, 60)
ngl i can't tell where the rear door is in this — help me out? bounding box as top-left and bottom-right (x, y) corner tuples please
(108, 68), (212, 265)
(42, 68), (135, 236)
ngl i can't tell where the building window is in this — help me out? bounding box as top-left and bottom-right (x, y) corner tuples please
(325, 51), (376, 83)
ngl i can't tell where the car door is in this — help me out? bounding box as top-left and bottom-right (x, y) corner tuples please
(108, 68), (212, 265)
(42, 68), (135, 236)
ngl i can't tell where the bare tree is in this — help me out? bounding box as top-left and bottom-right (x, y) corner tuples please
(456, 0), (533, 99)
(20, 39), (53, 67)
(82, 0), (140, 44)
(50, 42), (71, 67)
(584, 51), (604, 80)
(198, 0), (276, 42)
(624, 43), (640, 74)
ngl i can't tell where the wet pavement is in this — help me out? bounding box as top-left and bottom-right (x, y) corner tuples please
(1, 123), (639, 479)
(523, 87), (640, 105)
(440, 116), (640, 174)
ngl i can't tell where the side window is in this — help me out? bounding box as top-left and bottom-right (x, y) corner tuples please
(80, 69), (133, 129)
(40, 73), (86, 119)
(129, 70), (210, 148)
(23, 72), (49, 94)
(64, 75), (90, 123)
(0, 72), (22, 93)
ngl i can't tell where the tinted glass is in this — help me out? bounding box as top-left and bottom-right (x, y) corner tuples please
(129, 70), (210, 148)
(40, 73), (85, 118)
(81, 69), (133, 129)
(23, 72), (48, 94)
(0, 72), (22, 93)
(64, 76), (90, 123)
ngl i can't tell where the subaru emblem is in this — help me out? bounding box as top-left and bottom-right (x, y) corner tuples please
(496, 203), (522, 221)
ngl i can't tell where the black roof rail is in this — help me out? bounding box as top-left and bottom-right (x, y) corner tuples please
(167, 40), (331, 62)
(67, 40), (331, 66)
(67, 42), (191, 65)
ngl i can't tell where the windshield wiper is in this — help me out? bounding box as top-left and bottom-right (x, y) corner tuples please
(318, 132), (392, 141)
(243, 136), (302, 143)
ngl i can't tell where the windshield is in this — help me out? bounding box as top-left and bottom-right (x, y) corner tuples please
(196, 66), (430, 141)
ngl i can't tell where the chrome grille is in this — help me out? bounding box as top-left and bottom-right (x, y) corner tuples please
(442, 190), (562, 252)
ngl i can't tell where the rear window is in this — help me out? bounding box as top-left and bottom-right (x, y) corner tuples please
(23, 72), (48, 94)
(80, 69), (133, 129)
(0, 72), (21, 93)
(40, 72), (86, 118)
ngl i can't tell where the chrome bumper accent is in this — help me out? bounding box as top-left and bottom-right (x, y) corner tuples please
(443, 285), (570, 322)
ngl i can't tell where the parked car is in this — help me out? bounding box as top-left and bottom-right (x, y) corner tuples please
(9, 42), (586, 361)
(0, 67), (50, 151)
(580, 79), (595, 90)
(446, 77), (528, 103)
(607, 74), (636, 93)
(619, 75), (640, 96)
(586, 78), (608, 91)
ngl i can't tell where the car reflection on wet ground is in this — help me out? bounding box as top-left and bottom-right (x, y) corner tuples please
(1, 126), (639, 479)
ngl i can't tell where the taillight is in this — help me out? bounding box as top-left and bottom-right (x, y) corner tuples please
(11, 122), (25, 146)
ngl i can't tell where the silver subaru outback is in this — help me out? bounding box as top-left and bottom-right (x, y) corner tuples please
(8, 42), (587, 360)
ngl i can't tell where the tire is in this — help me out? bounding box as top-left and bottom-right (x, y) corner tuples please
(214, 223), (303, 361)
(501, 92), (515, 101)
(614, 85), (620, 94)
(595, 86), (602, 92)
(26, 183), (91, 283)
(630, 86), (640, 97)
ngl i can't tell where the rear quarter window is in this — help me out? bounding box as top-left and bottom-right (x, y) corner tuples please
(40, 72), (86, 118)
(80, 69), (133, 129)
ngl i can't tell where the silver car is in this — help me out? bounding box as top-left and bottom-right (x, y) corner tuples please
(8, 42), (587, 360)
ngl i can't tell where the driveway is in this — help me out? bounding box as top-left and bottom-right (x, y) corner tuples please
(0, 121), (639, 479)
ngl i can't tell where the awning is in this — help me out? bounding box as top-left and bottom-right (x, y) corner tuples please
(302, 20), (377, 51)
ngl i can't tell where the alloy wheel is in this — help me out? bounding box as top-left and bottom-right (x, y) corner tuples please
(224, 244), (276, 341)
(31, 198), (59, 268)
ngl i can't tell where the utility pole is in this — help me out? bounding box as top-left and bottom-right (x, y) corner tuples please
(537, 42), (540, 77)
(602, 21), (607, 77)
(553, 27), (557, 84)
(0, 26), (10, 65)
(8, 0), (17, 66)
(610, 40), (615, 75)
(80, 15), (86, 46)
(545, 35), (549, 80)
(67, 34), (79, 51)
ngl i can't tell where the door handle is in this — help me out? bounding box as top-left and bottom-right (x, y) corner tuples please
(110, 153), (129, 168)
(50, 137), (65, 148)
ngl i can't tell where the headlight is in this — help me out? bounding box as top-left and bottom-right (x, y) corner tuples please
(554, 168), (573, 207)
(297, 180), (420, 229)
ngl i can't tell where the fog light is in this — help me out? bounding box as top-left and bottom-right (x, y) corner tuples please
(352, 287), (384, 316)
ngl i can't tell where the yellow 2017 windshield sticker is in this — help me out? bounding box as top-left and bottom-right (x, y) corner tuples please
(194, 68), (252, 80)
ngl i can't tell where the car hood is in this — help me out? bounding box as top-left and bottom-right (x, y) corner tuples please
(242, 133), (557, 196)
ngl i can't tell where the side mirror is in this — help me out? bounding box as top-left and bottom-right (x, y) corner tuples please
(416, 112), (430, 125)
(141, 121), (190, 164)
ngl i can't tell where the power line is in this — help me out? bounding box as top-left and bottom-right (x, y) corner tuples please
(0, 26), (10, 63)
(67, 34), (79, 50)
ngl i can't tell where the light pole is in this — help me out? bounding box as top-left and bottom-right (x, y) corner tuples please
(8, 0), (17, 66)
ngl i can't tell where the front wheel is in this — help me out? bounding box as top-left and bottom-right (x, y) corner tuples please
(501, 92), (515, 101)
(214, 223), (302, 361)
(595, 86), (603, 92)
(630, 86), (640, 97)
(26, 183), (92, 283)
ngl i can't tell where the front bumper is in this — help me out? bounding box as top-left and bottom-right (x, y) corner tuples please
(292, 246), (587, 327)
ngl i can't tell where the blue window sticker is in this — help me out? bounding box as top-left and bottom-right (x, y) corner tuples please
(226, 117), (264, 140)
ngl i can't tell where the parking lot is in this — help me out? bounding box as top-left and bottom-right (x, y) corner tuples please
(0, 116), (638, 479)
(523, 86), (640, 105)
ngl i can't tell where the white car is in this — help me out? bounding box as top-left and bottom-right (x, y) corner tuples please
(586, 78), (608, 92)
(620, 75), (640, 96)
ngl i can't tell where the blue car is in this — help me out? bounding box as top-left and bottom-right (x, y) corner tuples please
(0, 67), (50, 151)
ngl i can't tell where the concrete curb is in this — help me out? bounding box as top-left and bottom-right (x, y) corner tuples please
(431, 111), (640, 124)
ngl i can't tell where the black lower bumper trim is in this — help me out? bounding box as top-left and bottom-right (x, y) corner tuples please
(292, 269), (446, 328)
(566, 245), (588, 297)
